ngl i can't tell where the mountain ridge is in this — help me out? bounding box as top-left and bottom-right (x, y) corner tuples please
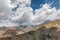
(0, 19), (60, 40)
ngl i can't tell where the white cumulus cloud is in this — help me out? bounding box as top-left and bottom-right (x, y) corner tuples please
(0, 0), (60, 27)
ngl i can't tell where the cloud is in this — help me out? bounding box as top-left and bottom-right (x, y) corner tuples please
(0, 0), (33, 27)
(33, 3), (60, 25)
(0, 0), (60, 27)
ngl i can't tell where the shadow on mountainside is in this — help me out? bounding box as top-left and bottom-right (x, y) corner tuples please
(0, 26), (60, 40)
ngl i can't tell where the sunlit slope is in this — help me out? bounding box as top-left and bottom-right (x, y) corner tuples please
(44, 19), (60, 28)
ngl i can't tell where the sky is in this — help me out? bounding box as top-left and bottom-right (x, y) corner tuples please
(0, 0), (60, 27)
(31, 0), (60, 10)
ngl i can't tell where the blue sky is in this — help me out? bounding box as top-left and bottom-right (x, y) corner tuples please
(1, 0), (60, 27)
(12, 0), (60, 11)
(31, 0), (60, 10)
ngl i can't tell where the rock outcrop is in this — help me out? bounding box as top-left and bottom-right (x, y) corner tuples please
(0, 19), (60, 40)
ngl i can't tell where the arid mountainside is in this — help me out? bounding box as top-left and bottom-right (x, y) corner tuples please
(0, 19), (60, 40)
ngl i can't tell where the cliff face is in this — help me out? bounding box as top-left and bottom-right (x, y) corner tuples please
(0, 26), (60, 40)
(0, 19), (60, 40)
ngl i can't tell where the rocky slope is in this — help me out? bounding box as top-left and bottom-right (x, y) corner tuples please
(0, 19), (60, 40)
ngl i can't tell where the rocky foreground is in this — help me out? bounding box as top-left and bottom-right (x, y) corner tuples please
(0, 19), (60, 40)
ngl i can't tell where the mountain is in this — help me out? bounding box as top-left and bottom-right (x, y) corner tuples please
(0, 19), (60, 40)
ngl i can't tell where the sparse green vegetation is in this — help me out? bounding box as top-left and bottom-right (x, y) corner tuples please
(0, 26), (60, 40)
(1, 19), (60, 40)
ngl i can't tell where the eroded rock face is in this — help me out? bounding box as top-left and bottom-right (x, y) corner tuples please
(0, 19), (60, 40)
(0, 26), (60, 40)
(2, 28), (17, 36)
